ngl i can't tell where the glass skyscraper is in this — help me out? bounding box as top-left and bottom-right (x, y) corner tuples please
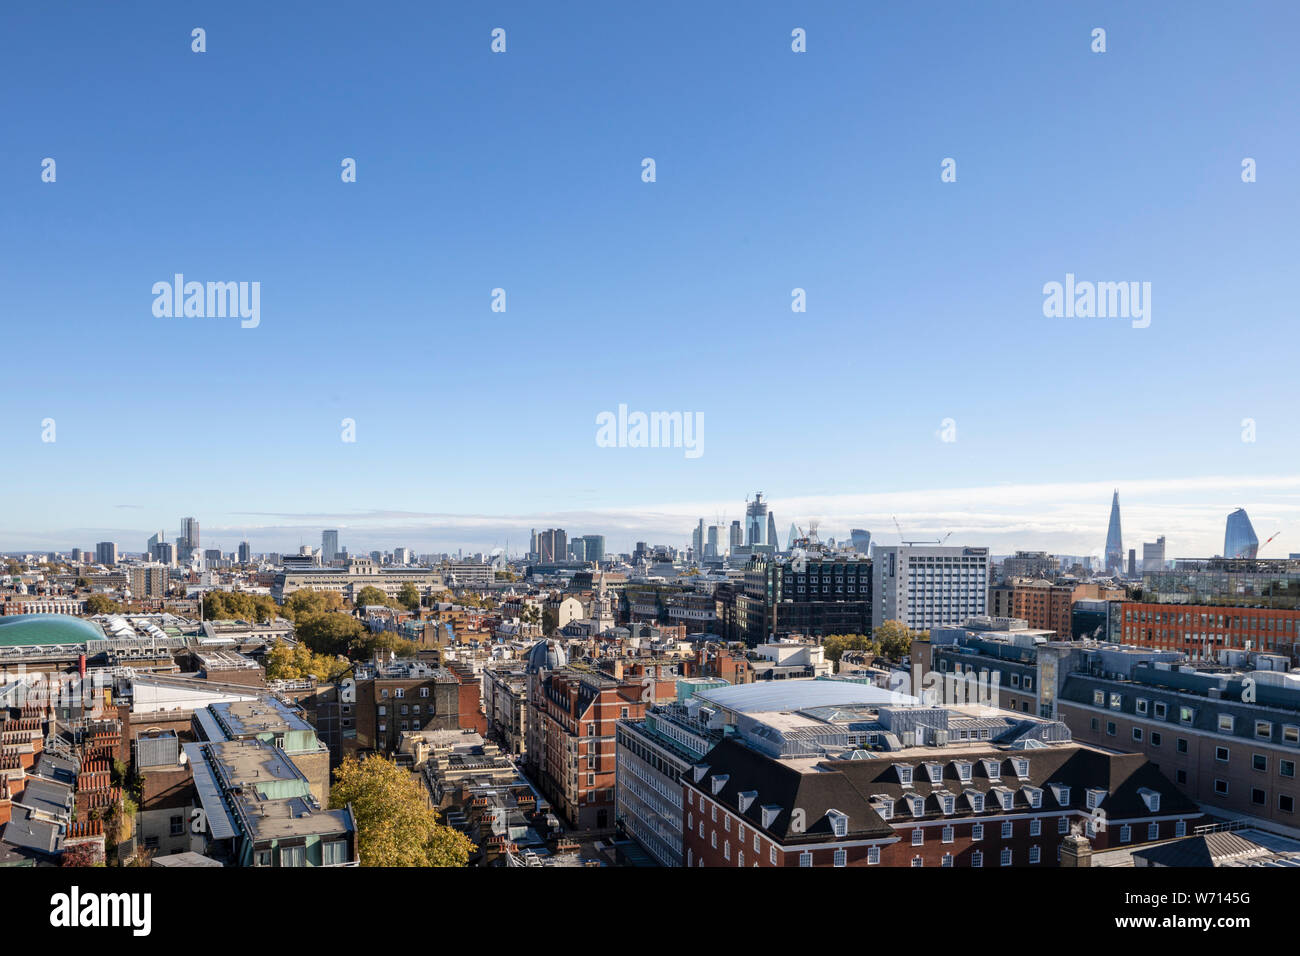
(1224, 508), (1260, 559)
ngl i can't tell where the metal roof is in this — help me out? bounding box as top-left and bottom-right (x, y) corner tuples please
(182, 743), (240, 841)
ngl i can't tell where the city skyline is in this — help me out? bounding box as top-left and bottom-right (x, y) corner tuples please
(6, 474), (1299, 559)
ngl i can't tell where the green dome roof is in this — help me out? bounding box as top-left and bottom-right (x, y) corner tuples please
(0, 614), (105, 647)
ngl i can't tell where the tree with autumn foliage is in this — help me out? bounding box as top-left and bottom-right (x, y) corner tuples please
(329, 755), (474, 867)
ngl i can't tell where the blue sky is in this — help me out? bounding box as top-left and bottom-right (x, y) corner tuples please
(3, 1), (1299, 556)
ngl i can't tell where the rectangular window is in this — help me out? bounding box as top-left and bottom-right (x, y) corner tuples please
(1029, 845), (1040, 864)
(867, 845), (880, 865)
(942, 825), (954, 844)
(322, 840), (348, 865)
(972, 823), (984, 841)
(1001, 820), (1012, 838)
(280, 845), (306, 867)
(912, 829), (923, 846)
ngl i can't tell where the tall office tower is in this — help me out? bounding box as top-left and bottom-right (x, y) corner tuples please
(238, 541), (252, 564)
(787, 524), (800, 550)
(1127, 549), (1137, 577)
(1141, 536), (1166, 575)
(730, 521), (743, 549)
(1104, 491), (1124, 575)
(693, 519), (705, 558)
(581, 535), (606, 563)
(706, 525), (723, 559)
(872, 545), (991, 631)
(850, 529), (872, 554)
(146, 530), (166, 560)
(537, 529), (568, 563)
(394, 547), (412, 565)
(71, 548), (83, 563)
(179, 517), (200, 563)
(745, 493), (768, 546)
(95, 541), (118, 566)
(157, 542), (175, 565)
(767, 512), (779, 553)
(1224, 508), (1260, 559)
(529, 529), (538, 560)
(321, 529), (340, 563)
(570, 538), (588, 562)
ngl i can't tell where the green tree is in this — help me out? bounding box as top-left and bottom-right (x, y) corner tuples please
(85, 594), (121, 615)
(521, 606), (541, 629)
(542, 608), (558, 636)
(821, 634), (878, 669)
(354, 586), (388, 609)
(873, 620), (920, 661)
(396, 582), (422, 612)
(202, 590), (276, 623)
(264, 638), (351, 682)
(281, 589), (345, 622)
(296, 613), (367, 657)
(330, 755), (474, 867)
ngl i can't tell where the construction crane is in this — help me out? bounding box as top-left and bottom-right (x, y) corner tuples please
(1261, 531), (1282, 553)
(892, 515), (952, 546)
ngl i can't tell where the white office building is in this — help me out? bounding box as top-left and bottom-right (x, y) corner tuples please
(872, 545), (991, 632)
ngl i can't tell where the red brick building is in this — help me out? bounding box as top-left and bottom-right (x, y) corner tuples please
(1119, 602), (1300, 658)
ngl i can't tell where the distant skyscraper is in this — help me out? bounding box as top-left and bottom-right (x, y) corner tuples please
(787, 523), (800, 550)
(850, 529), (871, 554)
(1128, 549), (1137, 577)
(1142, 536), (1166, 575)
(693, 519), (705, 558)
(537, 529), (567, 563)
(95, 541), (117, 566)
(570, 538), (587, 562)
(581, 535), (606, 563)
(179, 517), (200, 563)
(1104, 491), (1124, 575)
(146, 530), (166, 560)
(767, 513), (779, 553)
(706, 525), (723, 559)
(729, 521), (743, 549)
(1224, 508), (1260, 559)
(238, 541), (252, 564)
(746, 493), (768, 546)
(321, 529), (339, 563)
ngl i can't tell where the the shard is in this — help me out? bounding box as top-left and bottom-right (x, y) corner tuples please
(1224, 508), (1260, 559)
(1104, 490), (1124, 574)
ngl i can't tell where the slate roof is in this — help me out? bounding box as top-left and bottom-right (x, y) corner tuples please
(685, 738), (1199, 846)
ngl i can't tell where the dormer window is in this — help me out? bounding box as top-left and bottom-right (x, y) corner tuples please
(711, 774), (729, 796)
(992, 787), (1014, 811)
(827, 809), (849, 838)
(953, 761), (973, 783)
(923, 762), (944, 784)
(738, 790), (758, 814)
(871, 796), (894, 820)
(937, 791), (955, 815)
(1138, 788), (1161, 813)
(1024, 787), (1043, 809)
(1048, 783), (1070, 807)
(965, 789), (985, 813)
(1013, 758), (1030, 780)
(760, 805), (782, 828)
(894, 764), (914, 787)
(693, 764), (709, 784)
(982, 759), (1002, 781)
(909, 796), (925, 818)
(1086, 788), (1107, 810)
